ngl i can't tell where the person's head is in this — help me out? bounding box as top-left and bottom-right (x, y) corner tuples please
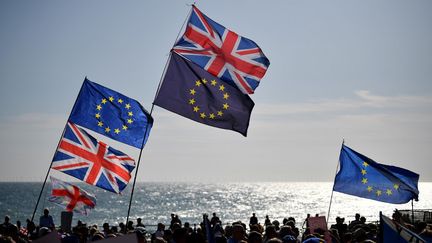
(271, 220), (280, 230)
(265, 225), (278, 239)
(43, 208), (49, 216)
(4, 215), (10, 223)
(252, 213), (256, 217)
(232, 224), (245, 241)
(213, 213), (217, 217)
(355, 213), (360, 220)
(360, 216), (366, 224)
(157, 223), (165, 231)
(103, 222), (110, 231)
(137, 218), (142, 224)
(278, 225), (293, 238)
(266, 215), (269, 219)
(248, 231), (262, 243)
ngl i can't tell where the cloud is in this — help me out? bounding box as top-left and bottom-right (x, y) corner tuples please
(254, 90), (432, 116)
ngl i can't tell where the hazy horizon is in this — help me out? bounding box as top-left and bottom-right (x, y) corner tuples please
(1, 0), (431, 182)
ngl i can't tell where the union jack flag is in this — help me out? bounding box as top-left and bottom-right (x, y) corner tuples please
(173, 5), (270, 95)
(52, 121), (135, 194)
(49, 177), (96, 215)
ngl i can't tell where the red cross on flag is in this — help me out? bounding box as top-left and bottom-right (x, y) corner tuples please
(49, 177), (96, 215)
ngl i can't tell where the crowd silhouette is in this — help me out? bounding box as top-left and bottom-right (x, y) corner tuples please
(0, 210), (431, 243)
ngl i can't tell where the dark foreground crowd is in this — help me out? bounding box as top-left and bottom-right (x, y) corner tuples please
(1, 210), (431, 243)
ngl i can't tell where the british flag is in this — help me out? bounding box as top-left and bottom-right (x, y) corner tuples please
(173, 5), (270, 95)
(52, 121), (135, 194)
(49, 176), (96, 215)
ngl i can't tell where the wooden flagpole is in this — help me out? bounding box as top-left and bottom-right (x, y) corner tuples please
(31, 80), (86, 222)
(124, 6), (193, 224)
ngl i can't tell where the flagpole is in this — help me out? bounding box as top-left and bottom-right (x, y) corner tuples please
(125, 116), (152, 226)
(326, 139), (344, 226)
(31, 79), (87, 222)
(411, 199), (414, 223)
(124, 6), (193, 225)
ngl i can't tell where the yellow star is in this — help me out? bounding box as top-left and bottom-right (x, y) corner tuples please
(386, 189), (392, 195)
(95, 113), (101, 119)
(363, 161), (369, 167)
(393, 184), (399, 190)
(114, 128), (120, 134)
(128, 111), (133, 117)
(96, 104), (102, 111)
(118, 98), (123, 104)
(189, 98), (196, 105)
(209, 113), (215, 119)
(219, 85), (225, 91)
(127, 118), (133, 124)
(98, 121), (104, 127)
(211, 80), (217, 86)
(217, 111), (223, 116)
(202, 78), (207, 84)
(200, 112), (206, 118)
(361, 178), (368, 184)
(223, 103), (229, 110)
(109, 96), (114, 102)
(105, 127), (111, 133)
(376, 190), (382, 196)
(195, 80), (202, 87)
(125, 103), (131, 109)
(361, 169), (367, 175)
(223, 93), (230, 100)
(101, 98), (107, 104)
(193, 106), (200, 112)
(367, 186), (373, 192)
(122, 125), (128, 130)
(190, 89), (196, 95)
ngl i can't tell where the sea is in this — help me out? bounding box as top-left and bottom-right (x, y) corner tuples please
(1, 182), (431, 232)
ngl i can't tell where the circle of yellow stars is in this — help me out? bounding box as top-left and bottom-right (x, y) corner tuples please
(188, 78), (230, 120)
(361, 161), (400, 197)
(95, 96), (134, 135)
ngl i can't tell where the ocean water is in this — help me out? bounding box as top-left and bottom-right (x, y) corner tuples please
(0, 182), (431, 231)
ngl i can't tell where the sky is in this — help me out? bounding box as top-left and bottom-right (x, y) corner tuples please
(0, 0), (431, 182)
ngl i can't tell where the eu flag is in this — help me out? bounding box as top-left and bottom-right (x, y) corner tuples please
(154, 52), (254, 136)
(69, 78), (153, 149)
(333, 144), (419, 204)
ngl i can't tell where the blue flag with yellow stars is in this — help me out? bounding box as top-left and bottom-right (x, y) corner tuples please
(153, 52), (254, 136)
(333, 144), (419, 204)
(69, 78), (153, 149)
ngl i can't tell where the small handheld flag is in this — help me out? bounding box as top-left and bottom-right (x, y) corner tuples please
(52, 122), (136, 194)
(173, 5), (270, 94)
(49, 177), (96, 215)
(69, 78), (153, 149)
(333, 144), (419, 204)
(380, 212), (428, 242)
(154, 52), (254, 136)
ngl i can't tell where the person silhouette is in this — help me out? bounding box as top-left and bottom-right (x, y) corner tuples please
(39, 209), (55, 230)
